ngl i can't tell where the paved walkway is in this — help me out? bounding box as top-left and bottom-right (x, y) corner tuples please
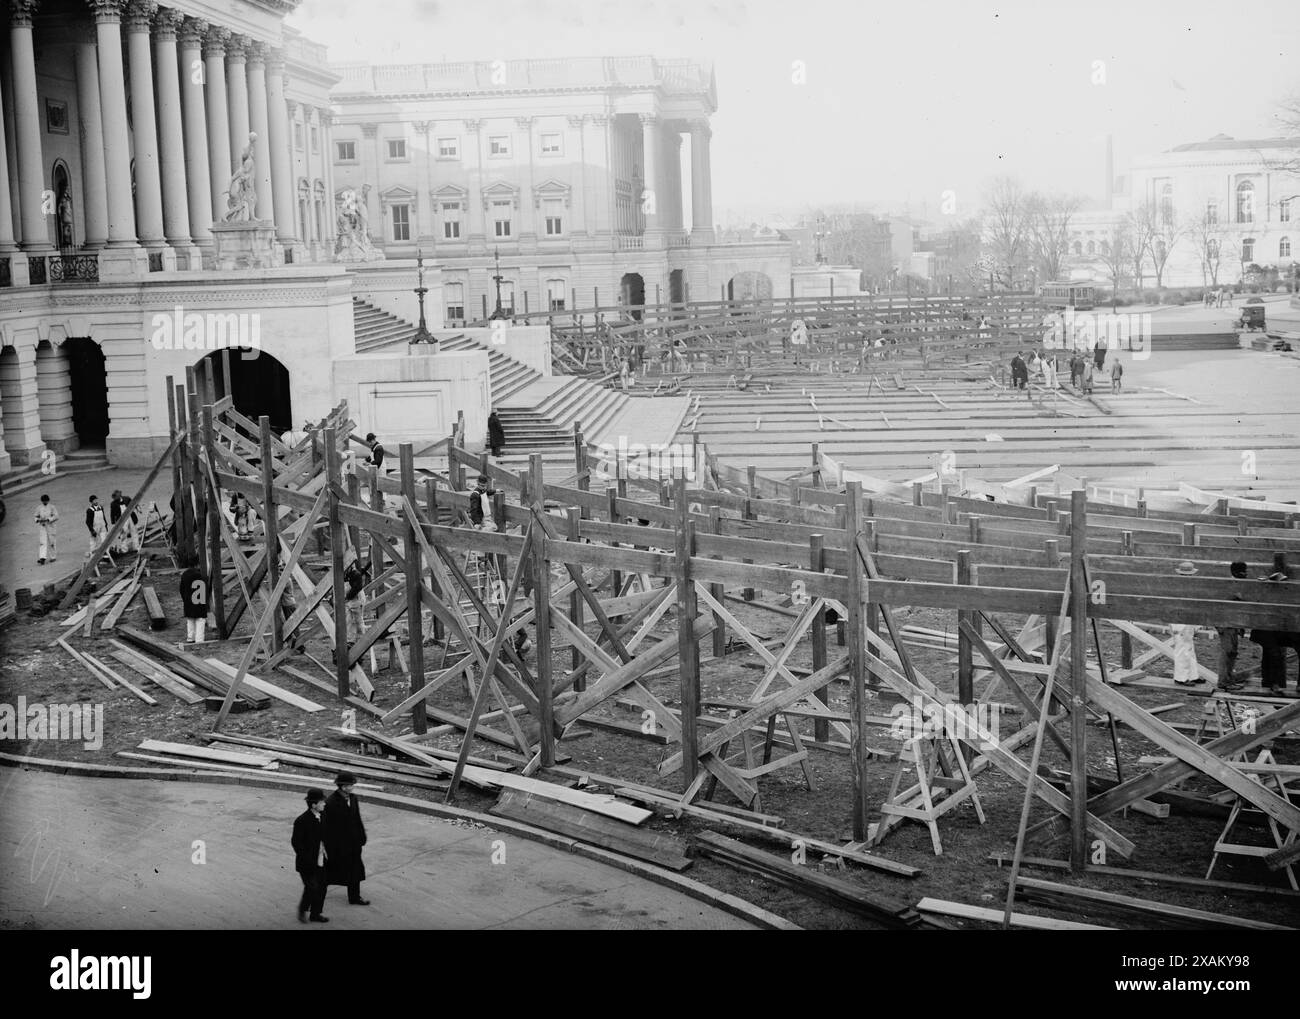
(0, 768), (754, 930)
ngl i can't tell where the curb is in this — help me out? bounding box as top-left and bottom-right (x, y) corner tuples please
(0, 749), (799, 931)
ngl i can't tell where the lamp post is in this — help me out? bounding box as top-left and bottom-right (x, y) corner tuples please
(409, 248), (436, 350)
(488, 246), (509, 321)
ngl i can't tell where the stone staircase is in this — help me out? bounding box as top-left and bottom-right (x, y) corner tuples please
(350, 298), (645, 455)
(1, 445), (111, 496)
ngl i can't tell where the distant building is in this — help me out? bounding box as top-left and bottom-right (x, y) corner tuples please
(1128, 134), (1300, 287)
(328, 57), (792, 315)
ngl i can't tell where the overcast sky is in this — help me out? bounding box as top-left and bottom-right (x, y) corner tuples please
(290, 0), (1299, 224)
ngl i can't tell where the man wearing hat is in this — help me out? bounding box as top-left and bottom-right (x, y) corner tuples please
(291, 788), (330, 923)
(1216, 561), (1249, 693)
(1252, 570), (1295, 694)
(1170, 561), (1201, 685)
(324, 772), (370, 905)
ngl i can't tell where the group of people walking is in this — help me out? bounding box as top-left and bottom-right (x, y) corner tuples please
(291, 772), (371, 924)
(33, 490), (142, 565)
(1010, 341), (1123, 395)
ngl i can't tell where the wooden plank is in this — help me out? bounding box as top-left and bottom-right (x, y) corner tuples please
(275, 664), (386, 718)
(490, 789), (690, 871)
(1014, 876), (1294, 931)
(57, 638), (116, 691)
(82, 652), (158, 705)
(107, 646), (205, 705)
(204, 659), (325, 712)
(916, 897), (1113, 931)
(140, 585), (167, 630)
(137, 739), (276, 768)
(117, 626), (271, 708)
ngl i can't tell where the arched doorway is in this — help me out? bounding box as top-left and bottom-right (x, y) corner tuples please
(726, 271), (774, 303)
(36, 341), (78, 453)
(199, 349), (293, 433)
(669, 268), (686, 305)
(620, 272), (645, 321)
(64, 337), (109, 447)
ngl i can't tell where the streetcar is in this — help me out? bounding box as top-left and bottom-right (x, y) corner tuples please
(1039, 281), (1096, 311)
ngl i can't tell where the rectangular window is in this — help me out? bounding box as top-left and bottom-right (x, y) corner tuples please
(311, 126), (319, 152)
(540, 133), (562, 155)
(387, 138), (407, 160)
(543, 198), (563, 236)
(1282, 198), (1292, 223)
(1242, 239), (1254, 262)
(1205, 200), (1218, 225)
(442, 202), (461, 239)
(445, 283), (464, 321)
(492, 200), (512, 238)
(438, 137), (459, 158)
(391, 204), (410, 241)
(547, 279), (566, 311)
(489, 135), (510, 157)
(336, 140), (356, 161)
(294, 124), (304, 149)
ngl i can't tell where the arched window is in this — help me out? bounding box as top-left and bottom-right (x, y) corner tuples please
(1160, 182), (1174, 224)
(1241, 238), (1254, 262)
(1205, 199), (1218, 225)
(1236, 181), (1254, 224)
(1281, 237), (1292, 258)
(1086, 240), (1095, 255)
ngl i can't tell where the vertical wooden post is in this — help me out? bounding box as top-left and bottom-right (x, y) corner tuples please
(530, 454), (555, 765)
(201, 404), (226, 637)
(400, 443), (427, 734)
(844, 482), (869, 841)
(1044, 537), (1060, 654)
(863, 521), (880, 642)
(743, 466), (757, 601)
(324, 428), (351, 701)
(811, 443), (821, 489)
(810, 533), (829, 742)
(957, 549), (974, 706)
(674, 473), (700, 789)
(574, 425), (588, 511)
(566, 507), (585, 685)
(1183, 522), (1197, 547)
(606, 487), (622, 596)
(912, 481), (923, 507)
(1120, 530), (1133, 669)
(1069, 489), (1088, 872)
(259, 416), (283, 655)
(709, 507), (726, 659)
(173, 383), (195, 565)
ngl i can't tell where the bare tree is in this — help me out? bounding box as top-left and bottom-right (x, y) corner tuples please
(1150, 216), (1185, 289)
(1026, 192), (1083, 284)
(1185, 211), (1228, 288)
(1263, 91), (1300, 176)
(1093, 223), (1132, 306)
(1126, 202), (1157, 292)
(981, 177), (1031, 290)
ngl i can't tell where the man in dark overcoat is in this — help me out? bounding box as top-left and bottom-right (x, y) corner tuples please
(324, 772), (370, 905)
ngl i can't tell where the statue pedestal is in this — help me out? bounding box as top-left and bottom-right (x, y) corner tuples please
(210, 220), (281, 270)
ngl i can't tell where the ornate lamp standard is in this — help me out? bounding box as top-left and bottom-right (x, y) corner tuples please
(488, 246), (510, 321)
(409, 248), (437, 350)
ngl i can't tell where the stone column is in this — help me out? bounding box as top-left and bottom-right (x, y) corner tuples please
(265, 51), (296, 247)
(360, 121), (379, 237)
(690, 120), (710, 239)
(666, 131), (683, 231)
(91, 0), (148, 275)
(0, 345), (47, 466)
(0, 37), (19, 253)
(640, 113), (661, 239)
(588, 114), (611, 237)
(464, 119), (483, 247)
(74, 38), (108, 247)
(10, 0), (50, 251)
(125, 0), (172, 267)
(321, 110), (338, 252)
(516, 116), (536, 243)
(203, 25), (232, 219)
(567, 115), (588, 240)
(153, 8), (197, 267)
(36, 342), (76, 453)
(178, 16), (212, 254)
(246, 42), (274, 233)
(225, 35), (251, 179)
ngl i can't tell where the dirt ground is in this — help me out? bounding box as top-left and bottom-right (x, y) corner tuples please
(3, 552), (1299, 931)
